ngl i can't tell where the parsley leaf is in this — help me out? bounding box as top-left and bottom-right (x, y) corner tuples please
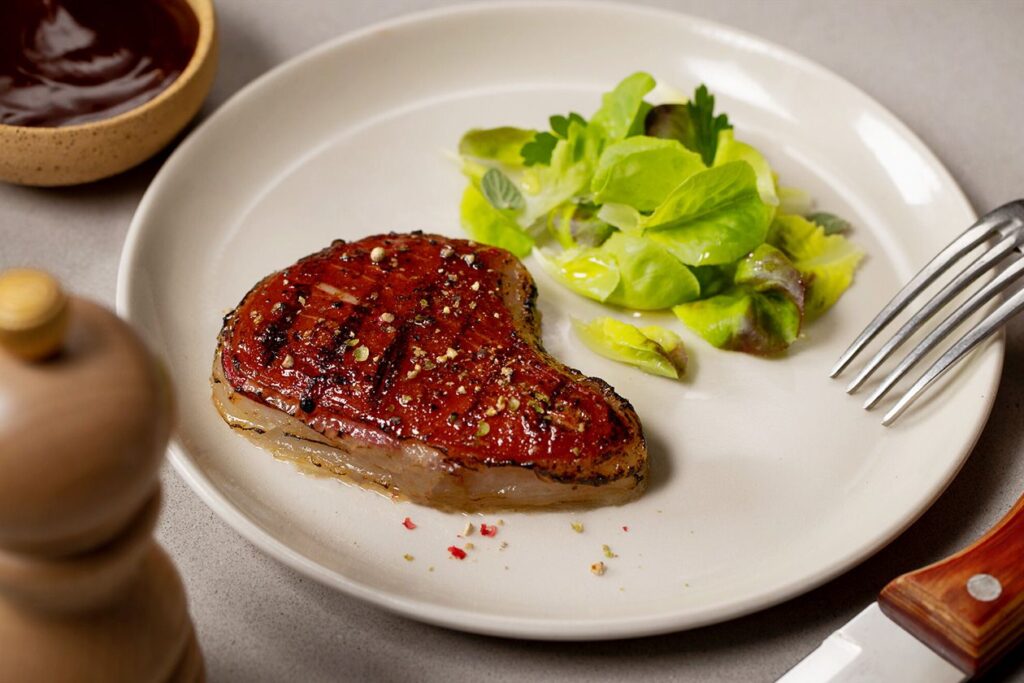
(521, 112), (587, 166)
(550, 112), (586, 139)
(686, 85), (732, 165)
(521, 132), (558, 166)
(645, 84), (732, 165)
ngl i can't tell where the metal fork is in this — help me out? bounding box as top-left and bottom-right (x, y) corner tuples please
(831, 199), (1024, 426)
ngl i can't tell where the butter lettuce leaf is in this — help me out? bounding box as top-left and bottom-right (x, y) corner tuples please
(639, 324), (688, 377)
(597, 203), (643, 233)
(713, 129), (778, 207)
(778, 186), (814, 215)
(601, 232), (700, 309)
(589, 72), (656, 143)
(768, 214), (863, 319)
(643, 161), (773, 266)
(539, 232), (699, 310)
(459, 127), (537, 167)
(459, 185), (534, 257)
(546, 203), (613, 249)
(574, 317), (686, 379)
(535, 248), (620, 302)
(592, 136), (706, 211)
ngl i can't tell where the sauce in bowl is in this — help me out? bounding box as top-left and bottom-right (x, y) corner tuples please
(0, 0), (200, 128)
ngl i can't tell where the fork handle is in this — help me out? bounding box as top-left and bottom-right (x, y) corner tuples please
(878, 492), (1024, 674)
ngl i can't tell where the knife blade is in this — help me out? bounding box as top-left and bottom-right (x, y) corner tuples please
(779, 604), (964, 682)
(779, 492), (1024, 681)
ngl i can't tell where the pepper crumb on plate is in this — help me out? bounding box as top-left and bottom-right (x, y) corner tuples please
(570, 521), (584, 533)
(448, 546), (467, 560)
(480, 523), (497, 537)
(602, 544), (618, 559)
(402, 517), (417, 530)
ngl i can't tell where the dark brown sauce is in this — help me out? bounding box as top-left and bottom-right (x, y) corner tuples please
(0, 0), (199, 127)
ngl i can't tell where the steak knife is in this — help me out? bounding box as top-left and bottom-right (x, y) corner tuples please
(780, 492), (1024, 681)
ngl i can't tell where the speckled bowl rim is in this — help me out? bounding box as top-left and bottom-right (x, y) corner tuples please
(0, 0), (216, 135)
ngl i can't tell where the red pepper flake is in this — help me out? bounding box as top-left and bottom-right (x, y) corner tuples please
(622, 526), (629, 532)
(480, 523), (498, 537)
(448, 545), (467, 560)
(402, 517), (417, 530)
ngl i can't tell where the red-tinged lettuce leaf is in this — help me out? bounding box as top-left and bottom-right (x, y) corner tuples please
(735, 243), (805, 315)
(674, 290), (801, 356)
(673, 244), (805, 356)
(768, 214), (864, 319)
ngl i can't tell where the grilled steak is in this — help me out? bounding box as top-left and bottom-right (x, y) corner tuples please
(213, 232), (647, 510)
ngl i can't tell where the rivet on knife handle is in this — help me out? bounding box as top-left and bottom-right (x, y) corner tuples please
(878, 493), (1024, 675)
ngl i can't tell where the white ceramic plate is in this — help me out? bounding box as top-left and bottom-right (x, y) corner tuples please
(117, 2), (1001, 639)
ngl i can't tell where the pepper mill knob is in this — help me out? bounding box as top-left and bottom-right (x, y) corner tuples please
(0, 268), (69, 361)
(0, 269), (203, 681)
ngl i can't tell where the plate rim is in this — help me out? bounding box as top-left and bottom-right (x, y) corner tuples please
(116, 0), (1003, 640)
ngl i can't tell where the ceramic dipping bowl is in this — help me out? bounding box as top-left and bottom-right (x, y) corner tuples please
(0, 0), (218, 187)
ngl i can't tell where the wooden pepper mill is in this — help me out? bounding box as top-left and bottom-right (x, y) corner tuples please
(0, 269), (204, 682)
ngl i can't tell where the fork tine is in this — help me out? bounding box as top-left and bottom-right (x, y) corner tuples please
(863, 254), (1024, 409)
(882, 283), (1024, 426)
(830, 214), (1007, 378)
(845, 232), (1022, 393)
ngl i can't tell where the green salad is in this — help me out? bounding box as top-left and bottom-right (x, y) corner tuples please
(455, 72), (863, 375)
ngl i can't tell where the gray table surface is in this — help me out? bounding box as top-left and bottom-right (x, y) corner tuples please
(4, 0), (1024, 680)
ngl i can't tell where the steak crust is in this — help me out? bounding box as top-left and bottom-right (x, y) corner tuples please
(213, 232), (647, 510)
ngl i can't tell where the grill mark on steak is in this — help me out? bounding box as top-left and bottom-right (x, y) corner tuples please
(257, 306), (296, 365)
(368, 266), (446, 414)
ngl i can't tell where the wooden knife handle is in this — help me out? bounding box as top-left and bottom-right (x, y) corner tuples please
(879, 492), (1024, 675)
